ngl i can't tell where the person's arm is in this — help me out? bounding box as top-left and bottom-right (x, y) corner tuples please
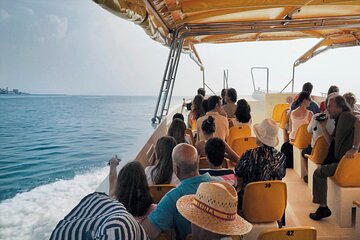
(318, 118), (332, 145)
(108, 156), (120, 198)
(141, 218), (161, 239)
(224, 141), (239, 163)
(345, 118), (360, 158)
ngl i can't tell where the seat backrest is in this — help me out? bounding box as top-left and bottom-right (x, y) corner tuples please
(290, 124), (311, 149)
(332, 153), (360, 187)
(185, 128), (195, 146)
(199, 157), (228, 169)
(307, 136), (329, 164)
(191, 119), (197, 131)
(242, 181), (287, 223)
(149, 184), (176, 204)
(272, 103), (290, 123)
(232, 137), (258, 157)
(227, 125), (252, 148)
(279, 108), (290, 130)
(258, 227), (317, 240)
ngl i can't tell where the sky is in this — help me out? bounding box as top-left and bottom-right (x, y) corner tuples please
(0, 0), (359, 98)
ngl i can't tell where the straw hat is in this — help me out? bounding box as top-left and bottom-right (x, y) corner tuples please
(176, 182), (252, 236)
(253, 118), (279, 147)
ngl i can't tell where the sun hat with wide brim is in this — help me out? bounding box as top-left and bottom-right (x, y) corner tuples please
(176, 182), (252, 236)
(253, 118), (279, 147)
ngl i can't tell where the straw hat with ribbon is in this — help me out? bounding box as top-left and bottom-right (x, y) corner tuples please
(176, 181), (252, 236)
(253, 118), (279, 147)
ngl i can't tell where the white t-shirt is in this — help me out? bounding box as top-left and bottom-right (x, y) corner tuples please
(144, 165), (180, 185)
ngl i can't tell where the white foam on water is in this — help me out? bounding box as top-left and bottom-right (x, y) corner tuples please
(0, 167), (109, 240)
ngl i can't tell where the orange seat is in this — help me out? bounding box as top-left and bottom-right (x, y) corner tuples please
(149, 184), (176, 204)
(332, 153), (360, 187)
(304, 136), (329, 164)
(232, 137), (258, 157)
(199, 157), (229, 169)
(257, 227), (316, 240)
(227, 125), (252, 148)
(279, 108), (290, 130)
(191, 119), (197, 131)
(243, 181), (287, 223)
(290, 124), (311, 149)
(272, 103), (290, 123)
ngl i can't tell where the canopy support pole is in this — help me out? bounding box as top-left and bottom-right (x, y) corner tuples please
(152, 31), (184, 124)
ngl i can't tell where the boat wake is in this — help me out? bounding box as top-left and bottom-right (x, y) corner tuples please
(0, 167), (109, 240)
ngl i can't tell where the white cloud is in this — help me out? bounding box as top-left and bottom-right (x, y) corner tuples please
(0, 9), (10, 22)
(31, 14), (68, 42)
(46, 14), (68, 39)
(25, 8), (35, 17)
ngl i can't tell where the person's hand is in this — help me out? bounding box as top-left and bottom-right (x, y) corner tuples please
(345, 148), (357, 158)
(318, 118), (328, 128)
(108, 155), (121, 166)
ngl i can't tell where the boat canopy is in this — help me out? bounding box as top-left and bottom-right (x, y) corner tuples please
(95, 0), (360, 53)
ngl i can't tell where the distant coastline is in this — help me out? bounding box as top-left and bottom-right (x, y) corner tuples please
(0, 87), (30, 95)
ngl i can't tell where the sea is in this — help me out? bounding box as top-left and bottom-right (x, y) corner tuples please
(0, 95), (182, 240)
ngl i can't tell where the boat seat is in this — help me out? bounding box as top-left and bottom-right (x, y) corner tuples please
(257, 226), (316, 240)
(243, 181), (287, 240)
(232, 137), (258, 158)
(305, 136), (329, 191)
(272, 103), (290, 123)
(279, 108), (290, 130)
(149, 184), (176, 204)
(199, 157), (229, 169)
(290, 124), (312, 178)
(354, 201), (360, 238)
(227, 125), (252, 148)
(328, 153), (360, 227)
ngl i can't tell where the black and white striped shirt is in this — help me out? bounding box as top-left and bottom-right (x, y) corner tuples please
(50, 192), (148, 240)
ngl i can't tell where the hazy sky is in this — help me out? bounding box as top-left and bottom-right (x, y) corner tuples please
(1, 0), (359, 98)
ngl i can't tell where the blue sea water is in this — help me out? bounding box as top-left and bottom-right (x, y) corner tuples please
(0, 95), (182, 239)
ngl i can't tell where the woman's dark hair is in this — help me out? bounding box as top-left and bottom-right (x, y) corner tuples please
(192, 94), (205, 119)
(235, 99), (251, 123)
(151, 136), (177, 184)
(202, 99), (209, 113)
(115, 161), (153, 217)
(173, 113), (184, 121)
(201, 116), (216, 135)
(327, 85), (339, 95)
(208, 96), (221, 111)
(226, 88), (237, 103)
(297, 91), (311, 105)
(205, 137), (225, 167)
(168, 118), (186, 144)
(221, 89), (227, 105)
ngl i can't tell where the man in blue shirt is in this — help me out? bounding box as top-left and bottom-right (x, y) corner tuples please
(142, 143), (214, 239)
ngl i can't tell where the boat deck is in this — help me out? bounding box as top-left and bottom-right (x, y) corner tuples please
(284, 169), (356, 239)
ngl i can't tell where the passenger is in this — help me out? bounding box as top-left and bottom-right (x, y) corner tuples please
(221, 88), (227, 105)
(196, 96), (229, 142)
(235, 119), (286, 207)
(343, 92), (360, 117)
(289, 91), (313, 141)
(187, 94), (205, 128)
(291, 82), (320, 114)
(109, 161), (156, 224)
(185, 88), (206, 111)
(195, 116), (239, 163)
(232, 98), (252, 126)
(49, 159), (150, 240)
(200, 137), (238, 187)
(310, 95), (360, 220)
(320, 85), (339, 112)
(202, 99), (209, 114)
(223, 88), (237, 118)
(168, 118), (191, 144)
(142, 143), (216, 240)
(197, 87), (205, 97)
(173, 112), (185, 121)
(176, 182), (252, 240)
(145, 136), (180, 185)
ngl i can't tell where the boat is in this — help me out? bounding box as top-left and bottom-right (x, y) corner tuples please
(93, 1), (360, 239)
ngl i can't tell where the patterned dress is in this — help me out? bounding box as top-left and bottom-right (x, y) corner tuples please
(235, 146), (286, 198)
